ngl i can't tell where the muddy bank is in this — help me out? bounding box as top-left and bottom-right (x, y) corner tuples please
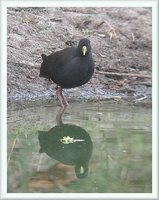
(7, 7), (152, 105)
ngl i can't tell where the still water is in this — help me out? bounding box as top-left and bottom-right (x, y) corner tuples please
(7, 101), (152, 193)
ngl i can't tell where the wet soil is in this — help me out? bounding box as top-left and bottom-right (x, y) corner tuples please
(7, 7), (152, 105)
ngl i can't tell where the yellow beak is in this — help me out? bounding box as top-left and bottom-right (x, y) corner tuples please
(80, 166), (84, 174)
(82, 46), (87, 56)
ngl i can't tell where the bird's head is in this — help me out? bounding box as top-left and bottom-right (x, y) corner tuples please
(78, 38), (91, 56)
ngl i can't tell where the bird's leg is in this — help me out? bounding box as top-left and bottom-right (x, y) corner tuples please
(56, 106), (67, 126)
(56, 86), (64, 107)
(56, 86), (69, 107)
(61, 92), (69, 107)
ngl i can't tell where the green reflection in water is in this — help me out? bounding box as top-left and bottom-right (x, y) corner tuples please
(7, 102), (152, 193)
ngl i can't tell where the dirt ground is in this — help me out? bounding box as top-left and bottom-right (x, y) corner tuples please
(7, 7), (152, 105)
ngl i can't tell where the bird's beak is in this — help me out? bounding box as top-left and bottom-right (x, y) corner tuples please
(82, 46), (87, 56)
(80, 166), (84, 174)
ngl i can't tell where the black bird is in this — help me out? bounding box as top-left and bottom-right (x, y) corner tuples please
(38, 107), (93, 179)
(39, 38), (94, 107)
(38, 124), (93, 179)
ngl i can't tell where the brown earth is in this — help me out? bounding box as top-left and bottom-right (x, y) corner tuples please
(7, 7), (152, 105)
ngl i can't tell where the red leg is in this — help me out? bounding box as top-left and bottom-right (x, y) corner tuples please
(56, 87), (64, 107)
(56, 86), (69, 107)
(61, 92), (69, 107)
(56, 106), (67, 126)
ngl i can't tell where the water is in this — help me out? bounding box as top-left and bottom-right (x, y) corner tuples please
(7, 101), (152, 193)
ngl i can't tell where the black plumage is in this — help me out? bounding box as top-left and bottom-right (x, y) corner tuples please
(38, 124), (93, 179)
(38, 106), (93, 179)
(39, 38), (94, 106)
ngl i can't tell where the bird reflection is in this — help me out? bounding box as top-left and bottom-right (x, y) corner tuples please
(38, 106), (93, 179)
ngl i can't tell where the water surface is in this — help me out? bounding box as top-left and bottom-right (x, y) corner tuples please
(7, 101), (152, 193)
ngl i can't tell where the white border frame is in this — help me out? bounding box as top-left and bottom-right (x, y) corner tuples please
(0, 0), (158, 199)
